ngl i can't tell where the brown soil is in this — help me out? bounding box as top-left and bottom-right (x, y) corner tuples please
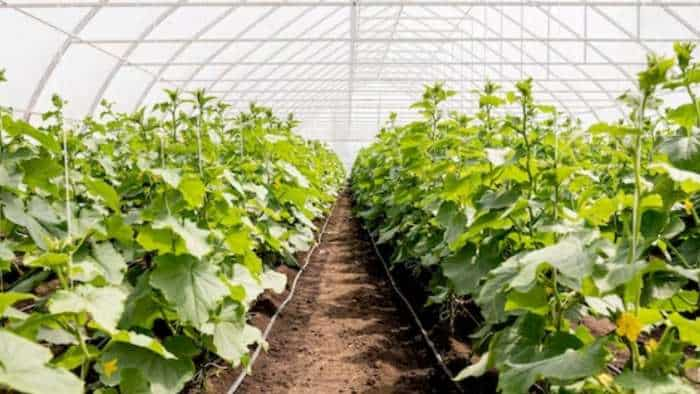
(206, 193), (452, 394)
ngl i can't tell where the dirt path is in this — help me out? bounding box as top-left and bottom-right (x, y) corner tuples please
(234, 193), (444, 394)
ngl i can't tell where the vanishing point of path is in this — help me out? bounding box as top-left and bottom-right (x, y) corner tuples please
(236, 193), (443, 394)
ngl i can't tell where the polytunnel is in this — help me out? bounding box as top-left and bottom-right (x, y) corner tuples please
(2, 1), (699, 166)
(2, 1), (700, 394)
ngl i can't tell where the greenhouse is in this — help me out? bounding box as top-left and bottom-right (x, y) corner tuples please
(1, 1), (700, 393)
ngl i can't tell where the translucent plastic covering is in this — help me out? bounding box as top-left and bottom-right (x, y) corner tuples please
(1, 0), (699, 166)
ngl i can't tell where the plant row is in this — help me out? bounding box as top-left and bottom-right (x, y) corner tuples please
(351, 42), (700, 393)
(0, 68), (345, 394)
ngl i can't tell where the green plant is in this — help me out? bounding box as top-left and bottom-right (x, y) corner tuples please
(352, 43), (700, 393)
(0, 77), (344, 393)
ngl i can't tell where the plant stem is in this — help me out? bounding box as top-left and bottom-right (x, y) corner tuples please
(629, 94), (649, 267)
(684, 84), (700, 130)
(62, 125), (73, 289)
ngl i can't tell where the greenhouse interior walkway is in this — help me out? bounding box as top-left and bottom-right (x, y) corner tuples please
(231, 193), (442, 394)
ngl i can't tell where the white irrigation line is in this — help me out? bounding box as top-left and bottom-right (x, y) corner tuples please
(226, 199), (337, 394)
(367, 231), (465, 393)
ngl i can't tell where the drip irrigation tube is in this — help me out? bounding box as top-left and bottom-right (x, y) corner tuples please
(226, 199), (338, 394)
(367, 230), (465, 393)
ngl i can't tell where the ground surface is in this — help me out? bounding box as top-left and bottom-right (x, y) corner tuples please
(221, 193), (447, 394)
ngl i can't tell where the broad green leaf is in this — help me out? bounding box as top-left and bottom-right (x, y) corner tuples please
(152, 217), (211, 258)
(178, 174), (206, 208)
(228, 263), (264, 304)
(85, 177), (121, 211)
(667, 104), (698, 130)
(52, 344), (99, 370)
(90, 241), (127, 285)
(0, 329), (83, 394)
(658, 134), (700, 173)
(48, 284), (127, 333)
(96, 343), (194, 394)
(224, 228), (252, 255)
(454, 352), (489, 381)
(0, 292), (34, 315)
(508, 233), (597, 292)
(21, 156), (62, 193)
(110, 331), (175, 359)
(25, 252), (69, 268)
(212, 321), (264, 367)
(261, 269), (287, 294)
(616, 371), (696, 394)
(120, 369), (151, 394)
(2, 193), (52, 249)
(2, 115), (60, 152)
(149, 168), (181, 189)
(505, 286), (549, 315)
(588, 122), (639, 137)
(150, 254), (228, 328)
(498, 340), (608, 394)
(650, 162), (700, 193)
(669, 312), (700, 345)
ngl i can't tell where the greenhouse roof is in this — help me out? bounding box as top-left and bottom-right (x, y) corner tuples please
(2, 0), (699, 166)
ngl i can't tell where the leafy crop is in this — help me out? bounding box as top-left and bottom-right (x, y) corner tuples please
(0, 72), (344, 394)
(352, 43), (700, 393)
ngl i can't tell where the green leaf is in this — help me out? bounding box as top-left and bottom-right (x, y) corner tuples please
(178, 174), (206, 209)
(85, 177), (121, 211)
(505, 286), (549, 316)
(659, 134), (700, 173)
(508, 233), (597, 292)
(2, 193), (52, 250)
(2, 115), (60, 152)
(89, 241), (127, 285)
(21, 156), (62, 193)
(480, 95), (504, 107)
(96, 343), (194, 394)
(152, 217), (211, 259)
(110, 331), (175, 359)
(650, 162), (700, 193)
(669, 312), (700, 345)
(588, 122), (639, 137)
(149, 168), (181, 189)
(0, 329), (83, 394)
(224, 228), (253, 255)
(454, 352), (489, 381)
(0, 292), (35, 315)
(498, 340), (608, 394)
(52, 344), (99, 370)
(120, 369), (151, 394)
(26, 252), (69, 268)
(667, 103), (698, 130)
(150, 254), (228, 328)
(48, 284), (127, 333)
(616, 371), (696, 394)
(212, 321), (264, 367)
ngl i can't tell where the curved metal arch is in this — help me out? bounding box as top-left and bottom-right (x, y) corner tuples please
(413, 5), (584, 117)
(131, 5), (241, 110)
(88, 0), (187, 115)
(217, 7), (351, 106)
(460, 7), (603, 119)
(533, 5), (632, 116)
(213, 5), (344, 102)
(24, 2), (105, 121)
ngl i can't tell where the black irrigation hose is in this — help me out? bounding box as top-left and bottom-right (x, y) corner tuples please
(226, 199), (338, 394)
(366, 229), (465, 393)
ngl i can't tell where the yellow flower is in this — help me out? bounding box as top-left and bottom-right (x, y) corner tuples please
(102, 358), (119, 378)
(616, 312), (642, 342)
(645, 338), (658, 353)
(596, 373), (614, 387)
(683, 199), (694, 215)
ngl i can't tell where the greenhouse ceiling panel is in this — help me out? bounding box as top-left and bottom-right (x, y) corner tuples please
(1, 0), (699, 165)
